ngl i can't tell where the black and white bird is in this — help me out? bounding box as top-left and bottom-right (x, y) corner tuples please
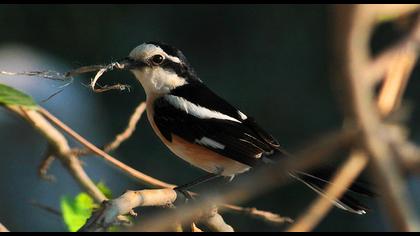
(119, 41), (374, 214)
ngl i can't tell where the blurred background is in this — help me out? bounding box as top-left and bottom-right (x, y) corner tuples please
(0, 4), (419, 232)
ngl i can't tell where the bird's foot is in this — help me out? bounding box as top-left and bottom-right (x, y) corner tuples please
(173, 186), (195, 205)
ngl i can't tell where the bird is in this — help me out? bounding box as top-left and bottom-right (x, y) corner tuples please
(118, 41), (374, 214)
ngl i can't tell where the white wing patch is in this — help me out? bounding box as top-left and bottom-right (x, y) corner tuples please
(238, 111), (247, 120)
(195, 137), (225, 149)
(164, 95), (242, 123)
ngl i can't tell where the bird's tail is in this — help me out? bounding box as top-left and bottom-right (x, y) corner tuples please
(262, 149), (375, 215)
(289, 170), (375, 215)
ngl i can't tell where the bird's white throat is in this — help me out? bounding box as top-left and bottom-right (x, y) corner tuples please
(132, 67), (187, 97)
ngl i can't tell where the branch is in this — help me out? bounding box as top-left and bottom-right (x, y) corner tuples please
(38, 107), (173, 189)
(38, 145), (56, 182)
(78, 189), (233, 232)
(74, 101), (147, 156)
(103, 102), (146, 153)
(5, 105), (106, 203)
(222, 204), (293, 225)
(200, 207), (234, 232)
(334, 4), (420, 231)
(286, 7), (420, 231)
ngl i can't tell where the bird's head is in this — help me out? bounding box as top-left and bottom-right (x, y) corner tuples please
(120, 42), (198, 97)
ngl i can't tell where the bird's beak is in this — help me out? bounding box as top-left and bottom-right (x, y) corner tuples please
(117, 57), (147, 70)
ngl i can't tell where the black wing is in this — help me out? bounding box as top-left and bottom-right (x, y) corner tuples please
(169, 81), (281, 149)
(153, 87), (283, 167)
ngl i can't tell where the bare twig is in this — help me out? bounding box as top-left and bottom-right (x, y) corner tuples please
(200, 207), (234, 232)
(30, 200), (62, 217)
(368, 10), (420, 86)
(376, 49), (418, 117)
(104, 102), (146, 152)
(78, 189), (177, 232)
(38, 145), (56, 182)
(191, 223), (203, 232)
(73, 101), (146, 156)
(38, 107), (173, 189)
(222, 205), (293, 225)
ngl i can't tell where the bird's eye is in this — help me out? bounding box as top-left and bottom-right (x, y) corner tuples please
(151, 55), (164, 65)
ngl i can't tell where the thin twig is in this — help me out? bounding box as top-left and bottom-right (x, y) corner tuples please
(38, 107), (173, 189)
(376, 49), (418, 117)
(223, 205), (293, 224)
(38, 145), (56, 182)
(72, 102), (146, 156)
(103, 102), (146, 152)
(200, 207), (234, 232)
(30, 200), (62, 217)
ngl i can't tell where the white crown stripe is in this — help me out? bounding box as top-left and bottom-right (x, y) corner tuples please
(164, 95), (242, 123)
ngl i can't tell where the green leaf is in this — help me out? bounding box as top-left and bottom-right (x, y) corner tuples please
(60, 182), (114, 232)
(0, 83), (37, 108)
(60, 193), (95, 232)
(97, 181), (112, 199)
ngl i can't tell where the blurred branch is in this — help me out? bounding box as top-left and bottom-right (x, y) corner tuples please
(333, 4), (420, 231)
(222, 204), (293, 225)
(368, 9), (420, 86)
(200, 207), (234, 232)
(191, 223), (203, 232)
(286, 7), (420, 231)
(0, 223), (9, 232)
(376, 47), (418, 117)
